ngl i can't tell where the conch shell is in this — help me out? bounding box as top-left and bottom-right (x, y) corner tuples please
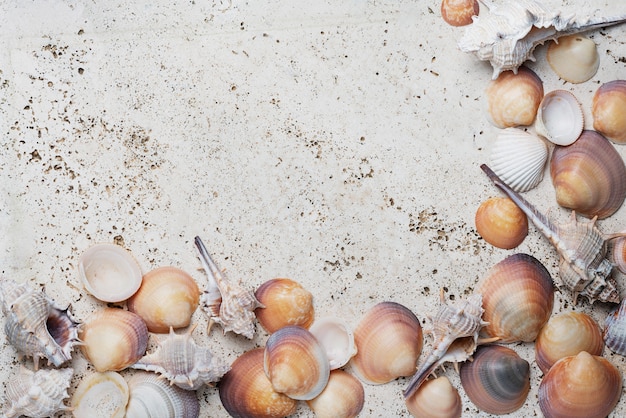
(458, 0), (626, 79)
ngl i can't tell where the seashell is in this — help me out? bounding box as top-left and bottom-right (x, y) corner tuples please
(404, 291), (486, 399)
(131, 324), (230, 390)
(484, 67), (544, 128)
(78, 243), (143, 303)
(538, 351), (622, 418)
(194, 236), (263, 339)
(458, 0), (626, 79)
(350, 301), (422, 386)
(592, 79), (626, 144)
(550, 130), (626, 219)
(535, 90), (584, 146)
(80, 308), (149, 372)
(405, 376), (462, 418)
(254, 278), (314, 334)
(71, 371), (129, 418)
(309, 316), (357, 369)
(478, 253), (554, 343)
(127, 266), (200, 334)
(488, 127), (548, 193)
(604, 299), (626, 356)
(608, 231), (626, 275)
(441, 0), (479, 27)
(219, 348), (298, 418)
(2, 366), (73, 418)
(460, 345), (530, 415)
(263, 325), (330, 400)
(482, 163), (625, 304)
(0, 279), (80, 369)
(475, 196), (528, 249)
(306, 369), (365, 418)
(535, 311), (603, 373)
(546, 35), (599, 84)
(125, 371), (200, 418)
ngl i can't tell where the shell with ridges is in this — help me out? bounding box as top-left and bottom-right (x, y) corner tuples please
(592, 80), (626, 144)
(535, 90), (584, 146)
(484, 68), (544, 128)
(405, 375), (462, 418)
(489, 127), (548, 193)
(604, 299), (626, 356)
(131, 324), (229, 390)
(254, 278), (314, 334)
(125, 371), (200, 418)
(306, 369), (365, 418)
(0, 279), (80, 369)
(71, 371), (129, 418)
(475, 196), (528, 249)
(546, 35), (599, 84)
(2, 366), (73, 418)
(350, 301), (423, 386)
(309, 316), (357, 370)
(608, 231), (626, 274)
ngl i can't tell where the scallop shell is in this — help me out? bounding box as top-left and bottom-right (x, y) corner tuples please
(547, 35), (600, 84)
(264, 325), (330, 400)
(538, 351), (622, 418)
(458, 0), (626, 79)
(535, 311), (603, 373)
(127, 266), (200, 334)
(0, 279), (80, 369)
(71, 371), (130, 418)
(219, 348), (298, 418)
(195, 236), (263, 339)
(535, 90), (584, 146)
(441, 0), (479, 27)
(405, 376), (462, 418)
(125, 371), (200, 418)
(489, 127), (548, 192)
(306, 370), (365, 418)
(592, 79), (626, 144)
(80, 308), (149, 372)
(350, 301), (423, 386)
(254, 278), (314, 334)
(478, 253), (554, 343)
(131, 324), (230, 390)
(78, 243), (143, 303)
(484, 68), (544, 128)
(604, 299), (626, 356)
(550, 130), (626, 219)
(475, 196), (528, 250)
(460, 345), (530, 415)
(309, 316), (357, 370)
(2, 366), (73, 418)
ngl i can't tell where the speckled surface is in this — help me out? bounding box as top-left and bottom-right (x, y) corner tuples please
(1, 0), (626, 416)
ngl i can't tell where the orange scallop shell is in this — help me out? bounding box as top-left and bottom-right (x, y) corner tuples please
(475, 197), (528, 249)
(441, 0), (479, 27)
(254, 278), (314, 334)
(592, 80), (626, 144)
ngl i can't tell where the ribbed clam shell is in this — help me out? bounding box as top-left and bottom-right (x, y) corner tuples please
(306, 370), (365, 418)
(309, 316), (356, 370)
(547, 35), (599, 84)
(80, 308), (149, 372)
(264, 325), (330, 400)
(125, 371), (200, 418)
(350, 301), (422, 385)
(604, 300), (626, 356)
(550, 130), (626, 219)
(460, 345), (530, 415)
(131, 325), (230, 390)
(405, 376), (462, 418)
(0, 279), (80, 368)
(219, 348), (298, 418)
(71, 371), (129, 418)
(592, 80), (626, 144)
(484, 68), (544, 128)
(475, 196), (528, 249)
(535, 90), (584, 146)
(489, 127), (548, 192)
(478, 253), (554, 343)
(254, 278), (314, 334)
(539, 351), (622, 418)
(2, 367), (73, 418)
(535, 311), (603, 373)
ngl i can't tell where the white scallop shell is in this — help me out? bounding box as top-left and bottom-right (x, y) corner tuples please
(535, 90), (584, 146)
(489, 127), (549, 193)
(71, 371), (130, 418)
(309, 316), (357, 370)
(125, 371), (200, 418)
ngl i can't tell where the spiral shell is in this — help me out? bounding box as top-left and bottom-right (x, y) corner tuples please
(485, 67), (543, 128)
(478, 253), (554, 343)
(475, 196), (528, 249)
(546, 35), (600, 84)
(538, 351), (622, 418)
(604, 299), (626, 356)
(125, 371), (200, 418)
(71, 371), (129, 418)
(405, 376), (462, 418)
(535, 311), (603, 373)
(306, 370), (365, 418)
(219, 348), (298, 418)
(592, 80), (626, 144)
(254, 278), (314, 334)
(440, 0), (479, 27)
(350, 301), (423, 385)
(460, 345), (530, 415)
(534, 90), (584, 146)
(550, 130), (626, 219)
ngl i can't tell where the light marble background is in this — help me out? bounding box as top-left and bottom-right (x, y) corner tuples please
(1, 0), (625, 416)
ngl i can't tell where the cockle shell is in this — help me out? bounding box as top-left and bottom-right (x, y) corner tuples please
(489, 127), (548, 193)
(592, 80), (626, 144)
(535, 90), (584, 146)
(71, 371), (129, 418)
(475, 197), (528, 249)
(547, 35), (600, 84)
(194, 236), (263, 339)
(2, 366), (73, 418)
(604, 299), (626, 356)
(0, 279), (80, 369)
(306, 369), (365, 418)
(254, 278), (315, 334)
(131, 324), (230, 390)
(458, 0), (626, 79)
(441, 0), (479, 27)
(309, 316), (357, 369)
(125, 371), (200, 418)
(405, 376), (462, 418)
(403, 291), (486, 399)
(484, 68), (543, 128)
(482, 163), (624, 304)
